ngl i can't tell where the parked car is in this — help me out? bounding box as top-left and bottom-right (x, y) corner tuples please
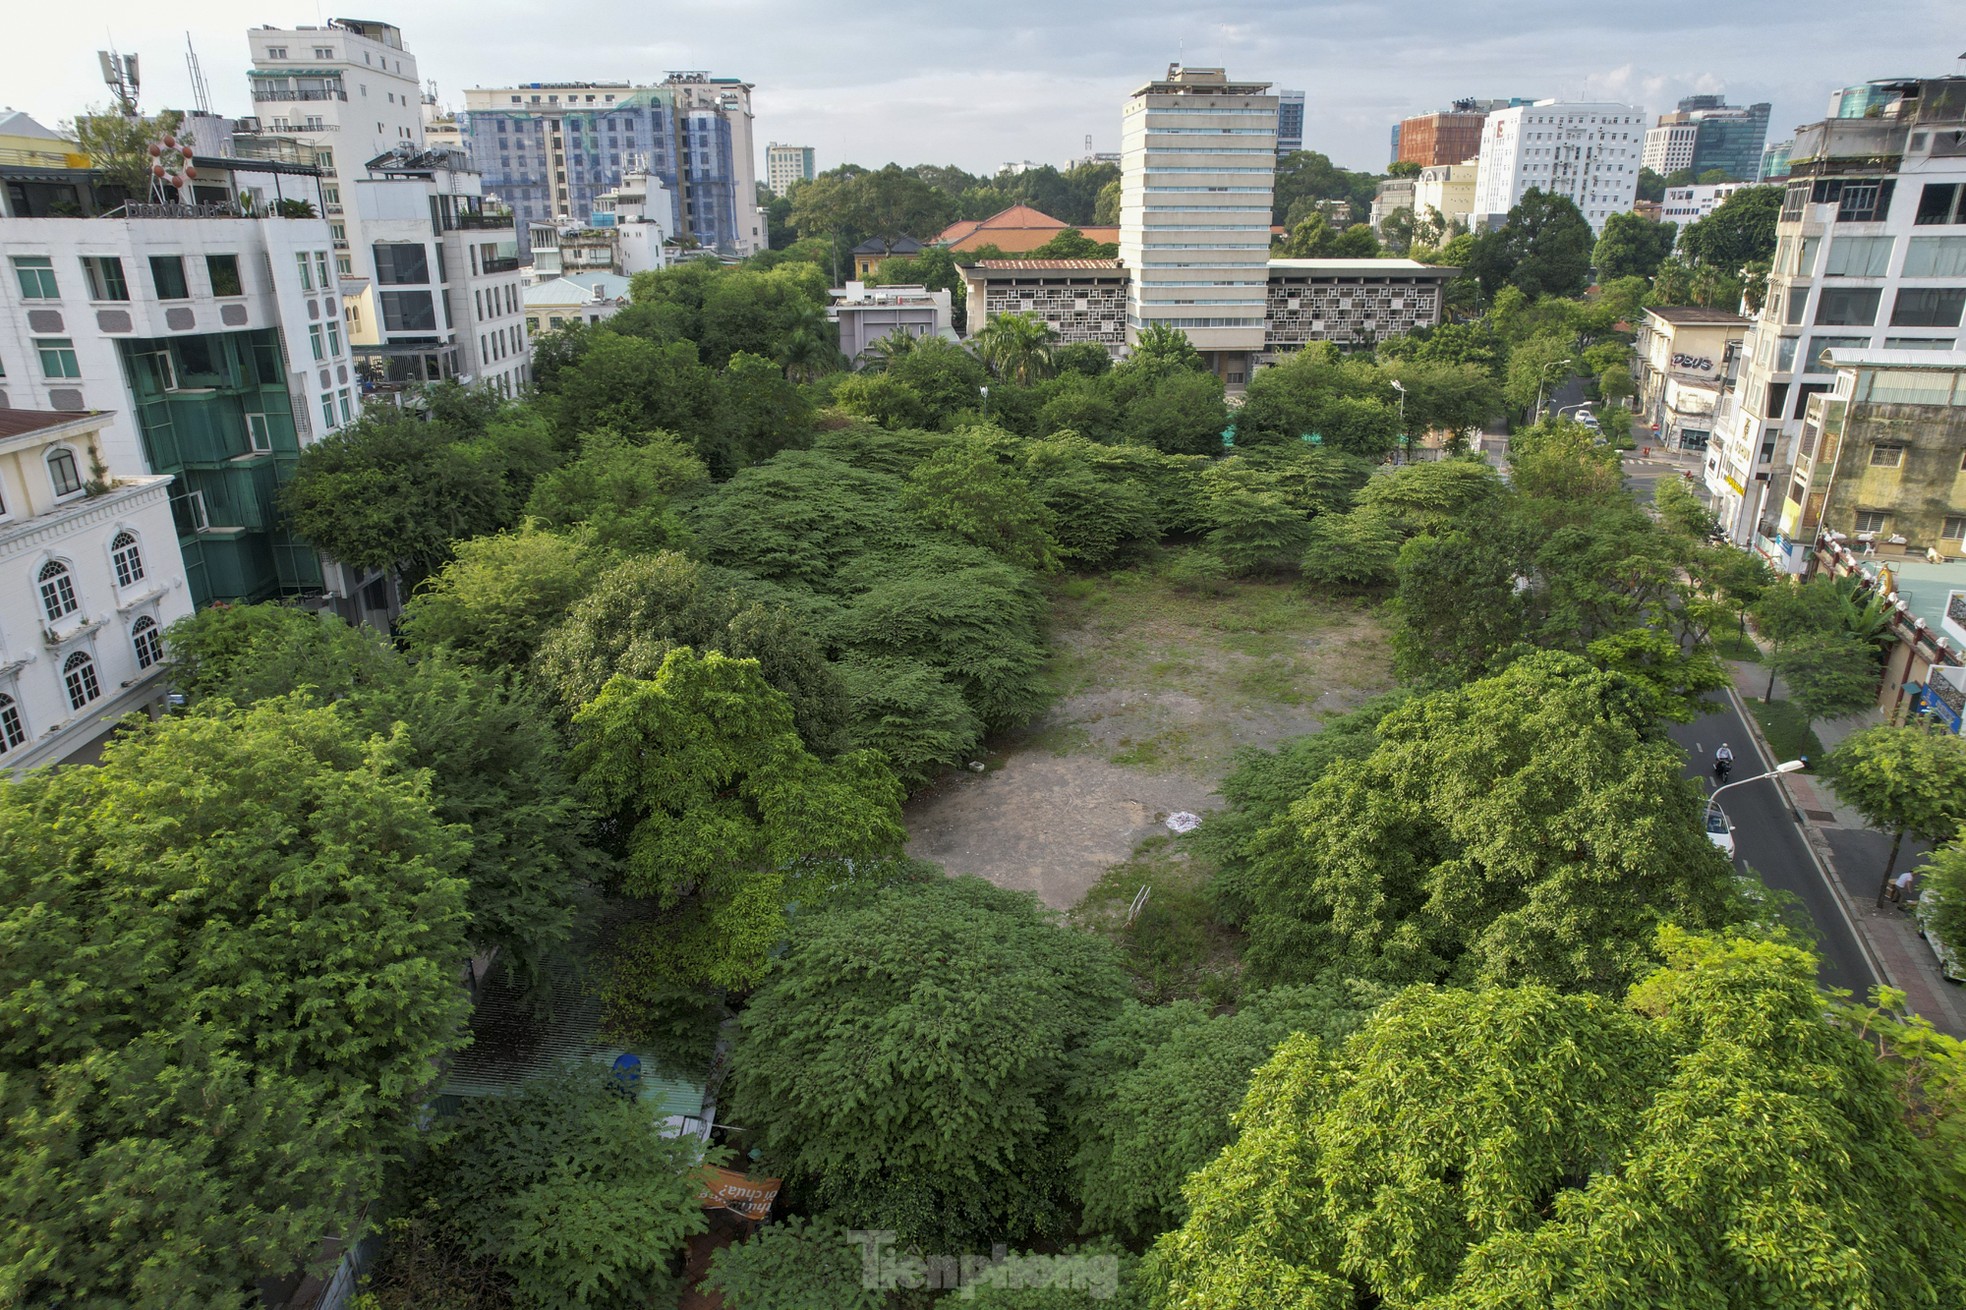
(1913, 887), (1966, 983)
(1704, 803), (1735, 858)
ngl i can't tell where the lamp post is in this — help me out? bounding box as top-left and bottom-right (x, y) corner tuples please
(1708, 758), (1808, 807)
(1534, 358), (1574, 423)
(1389, 379), (1407, 462)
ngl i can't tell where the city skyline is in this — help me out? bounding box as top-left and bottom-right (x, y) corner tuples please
(6, 0), (1959, 176)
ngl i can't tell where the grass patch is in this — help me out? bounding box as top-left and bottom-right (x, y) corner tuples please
(1071, 835), (1241, 1004)
(1708, 627), (1763, 664)
(1748, 697), (1825, 767)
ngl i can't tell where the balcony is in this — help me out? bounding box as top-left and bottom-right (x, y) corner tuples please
(481, 255), (521, 274)
(251, 87), (349, 103)
(455, 210), (516, 230)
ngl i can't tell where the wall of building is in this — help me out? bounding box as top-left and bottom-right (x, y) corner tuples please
(1473, 101), (1644, 233)
(1260, 265), (1448, 358)
(1396, 112), (1488, 168)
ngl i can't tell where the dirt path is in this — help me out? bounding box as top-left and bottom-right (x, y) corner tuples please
(905, 565), (1392, 909)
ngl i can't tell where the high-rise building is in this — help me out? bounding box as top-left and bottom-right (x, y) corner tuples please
(1471, 99), (1645, 234)
(1276, 90), (1305, 157)
(1413, 161), (1480, 228)
(1704, 76), (1966, 559)
(1643, 96), (1771, 181)
(460, 73), (762, 257)
(1760, 138), (1795, 182)
(1393, 98), (1529, 167)
(1118, 64), (1277, 387)
(766, 143), (815, 195)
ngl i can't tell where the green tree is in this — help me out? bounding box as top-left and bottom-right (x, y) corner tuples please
(69, 107), (186, 195)
(1768, 630), (1880, 730)
(975, 312), (1060, 386)
(1751, 577), (1848, 700)
(524, 428), (706, 554)
(721, 349), (818, 465)
(1823, 723), (1966, 905)
(544, 333), (723, 467)
(1145, 931), (1966, 1308)
(1299, 506), (1402, 590)
(398, 525), (601, 671)
(1352, 457), (1505, 535)
(1467, 188), (1595, 299)
(729, 876), (1128, 1248)
(699, 1215), (883, 1310)
(903, 440), (1058, 572)
(1386, 518), (1530, 685)
(1636, 165), (1669, 203)
(1585, 626), (1731, 723)
(570, 649), (904, 991)
(887, 336), (992, 424)
(1678, 184), (1783, 271)
(1500, 332), (1577, 419)
(1592, 210), (1679, 281)
(410, 1071), (713, 1309)
(830, 371), (931, 429)
(0, 701), (470, 1306)
(1653, 474), (1719, 539)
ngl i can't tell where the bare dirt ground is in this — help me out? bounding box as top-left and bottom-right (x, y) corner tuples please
(905, 559), (1393, 908)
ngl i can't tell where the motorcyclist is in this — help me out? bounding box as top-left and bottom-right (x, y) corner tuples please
(1713, 743), (1735, 784)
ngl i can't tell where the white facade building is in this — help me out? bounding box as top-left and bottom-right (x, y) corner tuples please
(1119, 64), (1277, 387)
(0, 409), (192, 774)
(766, 144), (815, 196)
(1705, 77), (1966, 561)
(828, 282), (957, 364)
(1413, 161), (1479, 229)
(1642, 121), (1699, 175)
(1661, 183), (1751, 223)
(1472, 100), (1645, 233)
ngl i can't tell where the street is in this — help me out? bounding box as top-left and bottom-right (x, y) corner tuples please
(1669, 696), (1878, 996)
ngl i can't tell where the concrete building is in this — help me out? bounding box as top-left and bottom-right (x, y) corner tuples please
(0, 111), (86, 170)
(1705, 76), (1966, 561)
(0, 150), (358, 605)
(0, 408), (192, 774)
(525, 272), (631, 334)
(1119, 64), (1277, 387)
(1472, 99), (1644, 233)
(1369, 177), (1415, 234)
(345, 146), (530, 400)
(1412, 161), (1479, 229)
(959, 261), (1129, 352)
(526, 170), (671, 282)
(828, 281), (957, 364)
(1393, 99), (1528, 168)
(1643, 120), (1699, 176)
(1276, 90), (1305, 157)
(1778, 349), (1966, 560)
(1643, 96), (1771, 181)
(766, 143), (815, 195)
(1661, 182), (1752, 224)
(851, 234), (925, 279)
(1761, 138), (1795, 182)
(1633, 306), (1751, 452)
(459, 74), (762, 257)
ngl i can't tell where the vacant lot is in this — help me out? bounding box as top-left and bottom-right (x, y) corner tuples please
(906, 554), (1392, 908)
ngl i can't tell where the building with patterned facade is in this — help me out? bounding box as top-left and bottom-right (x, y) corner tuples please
(1472, 99), (1645, 235)
(958, 261), (1129, 351)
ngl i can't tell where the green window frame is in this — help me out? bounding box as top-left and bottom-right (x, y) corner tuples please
(12, 255), (58, 299)
(36, 338), (80, 379)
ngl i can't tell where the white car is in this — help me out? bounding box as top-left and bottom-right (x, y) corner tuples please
(1704, 803), (1735, 858)
(1913, 887), (1966, 983)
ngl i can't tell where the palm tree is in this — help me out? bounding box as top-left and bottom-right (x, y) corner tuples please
(973, 312), (1059, 387)
(860, 327), (919, 374)
(778, 328), (843, 384)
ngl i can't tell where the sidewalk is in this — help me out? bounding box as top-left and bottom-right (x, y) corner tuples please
(1727, 658), (1966, 1035)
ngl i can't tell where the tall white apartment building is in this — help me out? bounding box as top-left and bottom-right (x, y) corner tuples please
(1642, 121), (1699, 175)
(1119, 64), (1277, 388)
(766, 144), (815, 196)
(1472, 100), (1645, 233)
(246, 19), (424, 280)
(1705, 76), (1966, 560)
(0, 409), (192, 774)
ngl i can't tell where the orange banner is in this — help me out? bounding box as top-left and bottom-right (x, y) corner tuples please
(697, 1167), (782, 1221)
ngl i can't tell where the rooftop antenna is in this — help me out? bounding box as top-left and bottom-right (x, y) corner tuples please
(99, 46), (140, 118)
(185, 34), (213, 116)
(1084, 133), (1094, 156)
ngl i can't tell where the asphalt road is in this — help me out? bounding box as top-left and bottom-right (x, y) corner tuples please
(1669, 696), (1879, 995)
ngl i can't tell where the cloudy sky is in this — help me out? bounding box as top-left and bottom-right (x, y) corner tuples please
(7, 2), (1960, 174)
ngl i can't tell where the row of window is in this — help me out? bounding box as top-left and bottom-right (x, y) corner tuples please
(1, 447), (91, 518)
(12, 253), (243, 304)
(1782, 286), (1966, 331)
(475, 283), (518, 321)
(319, 388), (356, 433)
(0, 635), (154, 749)
(36, 536), (145, 625)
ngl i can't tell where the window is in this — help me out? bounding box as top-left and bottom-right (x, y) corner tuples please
(309, 324), (325, 361)
(1855, 510), (1888, 534)
(314, 46), (334, 58)
(132, 616), (163, 670)
(81, 256), (128, 301)
(63, 652), (99, 710)
(248, 412), (273, 452)
(38, 560), (78, 620)
(36, 338), (80, 379)
(327, 320), (342, 356)
(12, 255), (58, 298)
(1945, 516), (1966, 542)
(322, 392), (337, 431)
(1869, 444), (1906, 467)
(1815, 287), (1881, 326)
(266, 45), (287, 58)
(206, 254), (243, 297)
(1766, 382), (1791, 418)
(1917, 183), (1966, 226)
(316, 252), (331, 288)
(1904, 236), (1966, 278)
(296, 251), (314, 291)
(109, 531), (145, 587)
(149, 256), (189, 300)
(373, 243), (430, 284)
(1864, 370), (1958, 405)
(1891, 288), (1966, 329)
(47, 446), (84, 497)
(0, 695), (24, 752)
(1824, 235), (1894, 278)
(338, 388), (353, 424)
(379, 290), (437, 332)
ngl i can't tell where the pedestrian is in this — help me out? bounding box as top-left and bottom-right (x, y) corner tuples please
(1892, 869), (1915, 907)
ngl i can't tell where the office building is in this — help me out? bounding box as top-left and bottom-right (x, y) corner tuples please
(1704, 76), (1966, 560)
(1645, 97), (1772, 182)
(959, 260), (1130, 351)
(1829, 80), (1920, 119)
(1760, 139), (1795, 182)
(1661, 182), (1751, 223)
(1471, 99), (1645, 233)
(1632, 306), (1751, 452)
(1413, 161), (1479, 229)
(527, 170), (671, 281)
(1119, 64), (1277, 387)
(0, 145), (357, 605)
(0, 408), (192, 774)
(1276, 90), (1305, 157)
(460, 73), (762, 257)
(1393, 99), (1529, 168)
(829, 281), (958, 364)
(766, 143), (815, 195)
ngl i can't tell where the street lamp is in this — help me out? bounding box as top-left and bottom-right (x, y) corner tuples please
(1534, 358), (1574, 422)
(1709, 759), (1807, 806)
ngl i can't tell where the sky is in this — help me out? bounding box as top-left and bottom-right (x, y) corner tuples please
(6, 1), (1961, 176)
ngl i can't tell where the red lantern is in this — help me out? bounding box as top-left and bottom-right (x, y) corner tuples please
(148, 143), (162, 157)
(166, 173), (182, 188)
(152, 163), (165, 177)
(162, 134), (177, 148)
(182, 164), (198, 180)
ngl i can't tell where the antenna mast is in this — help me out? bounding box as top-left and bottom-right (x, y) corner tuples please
(185, 34), (213, 116)
(99, 47), (141, 118)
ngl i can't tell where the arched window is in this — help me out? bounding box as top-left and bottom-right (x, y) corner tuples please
(0, 694), (24, 751)
(62, 651), (100, 710)
(131, 615), (163, 669)
(38, 560), (78, 622)
(46, 447), (83, 497)
(110, 531), (145, 587)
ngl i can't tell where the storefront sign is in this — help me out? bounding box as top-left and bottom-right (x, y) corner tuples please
(698, 1167), (782, 1221)
(1670, 353), (1714, 372)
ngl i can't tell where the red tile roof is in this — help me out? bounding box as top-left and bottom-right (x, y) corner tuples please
(0, 408), (106, 440)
